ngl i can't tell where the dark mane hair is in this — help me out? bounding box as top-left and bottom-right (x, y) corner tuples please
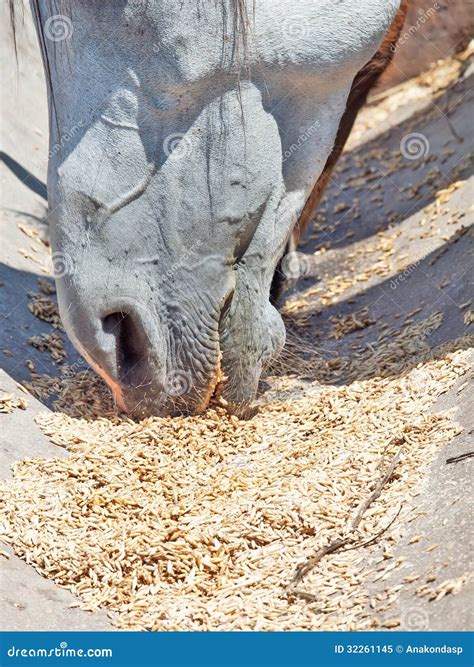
(233, 0), (255, 75)
(8, 0), (254, 131)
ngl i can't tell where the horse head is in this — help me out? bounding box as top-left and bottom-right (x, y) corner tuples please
(19, 0), (404, 417)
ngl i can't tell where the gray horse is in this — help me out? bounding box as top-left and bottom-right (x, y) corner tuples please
(10, 0), (407, 417)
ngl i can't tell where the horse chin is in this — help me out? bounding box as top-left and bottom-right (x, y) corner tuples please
(119, 389), (207, 420)
(216, 296), (286, 417)
(86, 332), (282, 420)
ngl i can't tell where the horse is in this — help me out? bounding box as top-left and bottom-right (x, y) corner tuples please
(9, 0), (407, 418)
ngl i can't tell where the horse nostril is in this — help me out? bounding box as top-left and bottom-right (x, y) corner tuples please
(102, 312), (148, 384)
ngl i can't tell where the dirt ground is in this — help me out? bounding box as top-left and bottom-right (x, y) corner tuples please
(0, 11), (472, 631)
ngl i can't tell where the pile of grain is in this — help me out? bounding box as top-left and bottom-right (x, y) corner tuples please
(1, 316), (471, 630)
(27, 294), (62, 329)
(0, 394), (28, 414)
(329, 308), (375, 340)
(2, 50), (471, 631)
(27, 332), (67, 363)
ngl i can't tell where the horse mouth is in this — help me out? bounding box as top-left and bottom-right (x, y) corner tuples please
(194, 352), (226, 413)
(105, 324), (228, 419)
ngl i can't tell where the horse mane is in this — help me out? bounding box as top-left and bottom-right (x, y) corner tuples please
(8, 1), (254, 70)
(233, 0), (255, 75)
(9, 2), (69, 81)
(9, 0), (67, 130)
(8, 0), (254, 132)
